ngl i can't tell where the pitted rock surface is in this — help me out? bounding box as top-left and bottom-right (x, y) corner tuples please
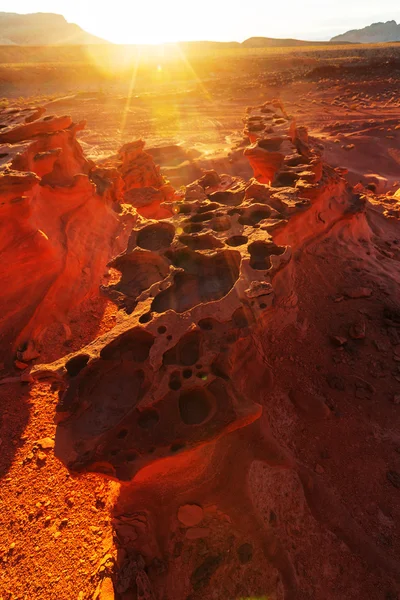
(32, 101), (361, 481)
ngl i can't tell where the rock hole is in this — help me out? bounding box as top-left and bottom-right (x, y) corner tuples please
(139, 312), (152, 324)
(198, 318), (214, 331)
(239, 208), (271, 226)
(157, 325), (167, 334)
(182, 369), (193, 379)
(152, 250), (240, 313)
(107, 250), (170, 313)
(117, 429), (129, 439)
(65, 354), (90, 377)
(248, 241), (285, 271)
(169, 372), (182, 390)
(177, 204), (192, 214)
(209, 189), (245, 206)
(183, 223), (203, 234)
(100, 328), (154, 361)
(163, 331), (201, 366)
(198, 202), (220, 213)
(179, 388), (212, 425)
(179, 234), (223, 251)
(226, 235), (248, 247)
(136, 223), (175, 251)
(190, 211), (215, 223)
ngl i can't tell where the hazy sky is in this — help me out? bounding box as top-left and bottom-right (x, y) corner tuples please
(1, 1), (399, 44)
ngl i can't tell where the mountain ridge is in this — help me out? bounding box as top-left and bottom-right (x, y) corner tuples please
(0, 11), (108, 45)
(331, 20), (400, 43)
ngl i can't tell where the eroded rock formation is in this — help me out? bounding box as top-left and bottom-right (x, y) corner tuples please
(0, 106), (173, 362)
(23, 100), (400, 599)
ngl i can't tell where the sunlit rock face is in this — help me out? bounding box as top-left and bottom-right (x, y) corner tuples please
(0, 107), (171, 358)
(28, 100), (400, 600)
(32, 101), (359, 481)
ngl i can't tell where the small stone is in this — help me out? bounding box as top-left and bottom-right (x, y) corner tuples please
(36, 451), (47, 463)
(331, 335), (347, 347)
(36, 437), (55, 450)
(349, 320), (366, 340)
(60, 518), (69, 528)
(393, 395), (400, 405)
(315, 464), (325, 474)
(9, 542), (15, 552)
(178, 504), (204, 527)
(54, 531), (61, 539)
(90, 525), (100, 534)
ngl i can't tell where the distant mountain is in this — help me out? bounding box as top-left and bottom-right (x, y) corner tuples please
(331, 20), (400, 43)
(0, 12), (108, 45)
(242, 37), (336, 48)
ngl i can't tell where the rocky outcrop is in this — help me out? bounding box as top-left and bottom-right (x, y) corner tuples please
(331, 20), (400, 43)
(26, 101), (400, 599)
(32, 101), (360, 476)
(0, 106), (170, 361)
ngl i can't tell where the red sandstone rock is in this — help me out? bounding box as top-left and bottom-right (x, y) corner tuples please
(26, 99), (400, 599)
(0, 107), (167, 359)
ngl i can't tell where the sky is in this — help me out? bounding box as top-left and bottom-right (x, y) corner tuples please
(0, 0), (399, 44)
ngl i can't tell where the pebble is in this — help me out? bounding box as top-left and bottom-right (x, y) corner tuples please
(331, 335), (347, 347)
(36, 437), (55, 450)
(393, 395), (400, 405)
(349, 320), (366, 340)
(178, 504), (204, 527)
(36, 451), (47, 463)
(315, 464), (325, 474)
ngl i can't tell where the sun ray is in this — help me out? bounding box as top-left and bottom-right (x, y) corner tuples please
(119, 48), (142, 143)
